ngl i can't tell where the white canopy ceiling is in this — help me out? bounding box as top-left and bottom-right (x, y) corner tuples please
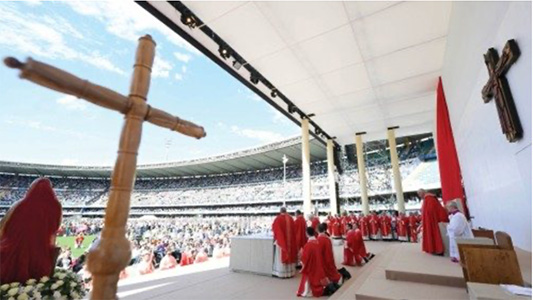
(143, 1), (452, 145)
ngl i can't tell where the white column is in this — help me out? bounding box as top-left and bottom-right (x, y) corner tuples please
(301, 118), (312, 216)
(355, 134), (369, 215)
(326, 139), (338, 215)
(387, 128), (405, 213)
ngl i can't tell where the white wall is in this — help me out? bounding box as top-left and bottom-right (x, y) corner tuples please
(442, 1), (532, 251)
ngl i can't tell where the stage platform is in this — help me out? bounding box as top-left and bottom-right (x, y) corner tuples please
(116, 241), (531, 300)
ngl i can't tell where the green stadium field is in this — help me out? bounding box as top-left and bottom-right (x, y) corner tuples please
(56, 235), (96, 258)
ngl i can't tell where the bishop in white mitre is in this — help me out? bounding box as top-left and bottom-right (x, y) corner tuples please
(446, 202), (473, 262)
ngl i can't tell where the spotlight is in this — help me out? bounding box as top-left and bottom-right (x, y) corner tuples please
(180, 10), (197, 28)
(250, 73), (260, 84)
(288, 103), (297, 114)
(232, 60), (242, 70)
(218, 44), (231, 59)
(315, 127), (321, 135)
(271, 89), (278, 98)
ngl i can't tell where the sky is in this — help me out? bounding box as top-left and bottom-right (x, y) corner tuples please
(0, 1), (300, 166)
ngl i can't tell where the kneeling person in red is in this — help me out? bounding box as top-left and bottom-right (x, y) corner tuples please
(343, 224), (375, 266)
(317, 223), (343, 286)
(297, 227), (330, 297)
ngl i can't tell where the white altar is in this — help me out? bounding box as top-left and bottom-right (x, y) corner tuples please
(230, 233), (274, 276)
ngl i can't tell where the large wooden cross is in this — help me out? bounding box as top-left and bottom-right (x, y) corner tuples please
(481, 39), (522, 143)
(4, 35), (206, 299)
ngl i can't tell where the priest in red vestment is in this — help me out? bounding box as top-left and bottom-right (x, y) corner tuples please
(294, 210), (308, 261)
(340, 212), (349, 237)
(396, 212), (409, 242)
(297, 227), (329, 297)
(359, 214), (370, 240)
(380, 212), (393, 240)
(309, 214), (320, 234)
(0, 177), (62, 284)
(408, 212), (419, 243)
(343, 224), (374, 266)
(272, 207), (297, 278)
(317, 223), (343, 285)
(419, 189), (449, 254)
(325, 213), (333, 236)
(349, 212), (358, 228)
(331, 215), (342, 238)
(369, 212), (381, 240)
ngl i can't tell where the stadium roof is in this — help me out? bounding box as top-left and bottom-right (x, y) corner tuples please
(0, 137), (327, 178)
(138, 1), (448, 145)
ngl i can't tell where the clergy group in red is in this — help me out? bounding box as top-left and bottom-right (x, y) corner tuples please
(322, 211), (421, 243)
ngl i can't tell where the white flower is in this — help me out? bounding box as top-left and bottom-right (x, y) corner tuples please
(8, 297), (15, 300)
(9, 282), (19, 288)
(16, 293), (29, 300)
(33, 291), (42, 300)
(25, 279), (36, 285)
(70, 282), (77, 288)
(51, 283), (59, 290)
(1, 284), (10, 291)
(36, 283), (44, 289)
(7, 287), (19, 296)
(70, 291), (80, 299)
(53, 291), (61, 299)
(57, 273), (66, 280)
(56, 280), (64, 286)
(23, 286), (33, 293)
(40, 276), (49, 283)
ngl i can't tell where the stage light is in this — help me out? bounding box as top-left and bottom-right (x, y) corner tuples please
(288, 103), (297, 114)
(271, 89), (278, 98)
(218, 44), (231, 59)
(180, 10), (197, 29)
(315, 127), (321, 135)
(250, 73), (260, 84)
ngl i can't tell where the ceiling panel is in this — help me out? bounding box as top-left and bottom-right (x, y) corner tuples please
(294, 24), (363, 74)
(333, 88), (377, 109)
(279, 78), (327, 103)
(383, 94), (435, 118)
(343, 1), (399, 21)
(252, 48), (311, 87)
(255, 1), (349, 44)
(318, 63), (371, 97)
(343, 104), (384, 125)
(374, 71), (440, 103)
(352, 1), (452, 60)
(207, 2), (287, 61)
(183, 1), (247, 24)
(365, 37), (447, 86)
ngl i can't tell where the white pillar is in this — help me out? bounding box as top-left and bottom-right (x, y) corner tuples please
(355, 134), (369, 216)
(301, 118), (312, 216)
(326, 139), (338, 215)
(387, 128), (405, 213)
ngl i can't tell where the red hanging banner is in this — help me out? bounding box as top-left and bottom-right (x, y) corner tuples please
(436, 77), (469, 217)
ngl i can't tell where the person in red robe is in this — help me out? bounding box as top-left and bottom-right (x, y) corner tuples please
(340, 212), (349, 237)
(325, 213), (333, 236)
(180, 248), (193, 266)
(358, 214), (370, 240)
(368, 211), (381, 240)
(75, 233), (85, 249)
(380, 212), (393, 240)
(343, 224), (374, 266)
(408, 212), (419, 243)
(331, 215), (342, 239)
(294, 210), (308, 261)
(349, 212), (358, 228)
(194, 249), (208, 263)
(272, 207), (297, 278)
(0, 178), (62, 284)
(419, 189), (449, 254)
(297, 227), (329, 297)
(396, 212), (409, 242)
(316, 223), (343, 285)
(308, 213), (320, 236)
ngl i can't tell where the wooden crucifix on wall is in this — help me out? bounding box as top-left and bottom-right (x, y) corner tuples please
(481, 39), (522, 143)
(4, 34), (206, 299)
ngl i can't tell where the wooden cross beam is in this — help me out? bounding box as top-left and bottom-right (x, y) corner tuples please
(481, 39), (522, 143)
(4, 35), (206, 299)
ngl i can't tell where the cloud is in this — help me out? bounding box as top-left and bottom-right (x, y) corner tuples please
(237, 88), (261, 102)
(174, 73), (183, 81)
(0, 3), (126, 75)
(181, 66), (187, 73)
(56, 95), (88, 111)
(152, 56), (173, 78)
(230, 125), (285, 144)
(174, 52), (192, 63)
(64, 1), (200, 55)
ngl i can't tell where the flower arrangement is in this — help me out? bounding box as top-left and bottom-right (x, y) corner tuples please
(0, 268), (87, 300)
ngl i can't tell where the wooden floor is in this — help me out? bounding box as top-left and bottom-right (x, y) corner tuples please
(116, 241), (532, 300)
